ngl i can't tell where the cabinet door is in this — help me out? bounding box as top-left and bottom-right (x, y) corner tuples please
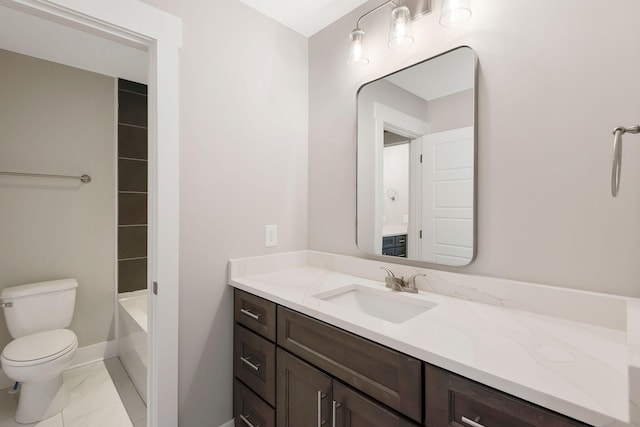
(277, 349), (332, 427)
(425, 365), (590, 427)
(333, 381), (420, 427)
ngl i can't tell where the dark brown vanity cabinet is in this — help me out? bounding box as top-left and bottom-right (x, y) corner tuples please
(235, 288), (277, 341)
(233, 290), (277, 427)
(424, 365), (590, 427)
(382, 234), (407, 257)
(233, 289), (591, 427)
(277, 349), (419, 427)
(277, 306), (422, 422)
(234, 379), (276, 427)
(234, 289), (420, 427)
(276, 349), (332, 426)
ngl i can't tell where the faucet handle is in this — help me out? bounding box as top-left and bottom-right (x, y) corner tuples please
(380, 266), (395, 278)
(380, 267), (403, 291)
(403, 274), (426, 293)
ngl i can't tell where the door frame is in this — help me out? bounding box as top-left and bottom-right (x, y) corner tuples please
(0, 1), (182, 426)
(373, 103), (429, 257)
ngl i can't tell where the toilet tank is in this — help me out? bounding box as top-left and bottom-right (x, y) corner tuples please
(0, 278), (78, 338)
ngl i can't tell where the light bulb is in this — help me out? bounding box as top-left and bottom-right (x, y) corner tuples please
(348, 28), (369, 66)
(440, 0), (472, 28)
(388, 6), (414, 49)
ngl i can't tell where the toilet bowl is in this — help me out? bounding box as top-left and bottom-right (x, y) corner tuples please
(1, 329), (78, 424)
(0, 279), (79, 424)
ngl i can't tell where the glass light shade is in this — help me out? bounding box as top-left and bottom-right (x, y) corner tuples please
(440, 0), (472, 28)
(388, 6), (414, 49)
(348, 28), (369, 66)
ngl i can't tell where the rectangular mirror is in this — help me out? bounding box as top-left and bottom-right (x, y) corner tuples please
(356, 46), (477, 266)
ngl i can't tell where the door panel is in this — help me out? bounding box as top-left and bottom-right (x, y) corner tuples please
(333, 381), (419, 427)
(276, 349), (332, 427)
(419, 126), (474, 264)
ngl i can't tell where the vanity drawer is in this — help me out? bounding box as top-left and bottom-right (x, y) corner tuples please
(277, 306), (422, 422)
(234, 379), (275, 427)
(234, 325), (276, 406)
(424, 365), (591, 427)
(235, 289), (276, 342)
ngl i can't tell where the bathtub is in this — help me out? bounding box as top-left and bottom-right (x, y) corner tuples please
(118, 290), (147, 404)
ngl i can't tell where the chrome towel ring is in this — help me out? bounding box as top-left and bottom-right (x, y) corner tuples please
(611, 125), (640, 197)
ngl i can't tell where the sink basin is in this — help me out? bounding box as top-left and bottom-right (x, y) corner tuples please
(313, 285), (437, 324)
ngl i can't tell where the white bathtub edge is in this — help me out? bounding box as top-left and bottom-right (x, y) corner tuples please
(219, 420), (234, 427)
(0, 339), (118, 389)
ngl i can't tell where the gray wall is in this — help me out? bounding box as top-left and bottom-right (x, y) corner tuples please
(309, 0), (640, 297)
(139, 1), (309, 425)
(427, 89), (473, 133)
(0, 49), (116, 348)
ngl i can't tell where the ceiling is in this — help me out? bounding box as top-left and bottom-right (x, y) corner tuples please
(386, 47), (474, 100)
(237, 0), (369, 37)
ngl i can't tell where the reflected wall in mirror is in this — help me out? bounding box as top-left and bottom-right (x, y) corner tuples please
(356, 46), (477, 266)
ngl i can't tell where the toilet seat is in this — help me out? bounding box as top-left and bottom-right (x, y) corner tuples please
(1, 329), (77, 367)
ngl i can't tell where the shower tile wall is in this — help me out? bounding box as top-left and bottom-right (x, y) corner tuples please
(117, 79), (148, 294)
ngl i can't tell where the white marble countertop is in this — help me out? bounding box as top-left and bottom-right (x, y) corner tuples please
(229, 258), (633, 426)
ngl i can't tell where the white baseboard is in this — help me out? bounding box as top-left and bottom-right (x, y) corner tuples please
(70, 339), (118, 368)
(219, 420), (234, 427)
(0, 340), (117, 389)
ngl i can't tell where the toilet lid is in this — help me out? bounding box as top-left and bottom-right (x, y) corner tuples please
(2, 329), (77, 364)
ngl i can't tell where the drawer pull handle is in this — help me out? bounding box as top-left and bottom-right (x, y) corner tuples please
(240, 308), (261, 320)
(239, 414), (260, 427)
(461, 416), (485, 427)
(240, 356), (261, 371)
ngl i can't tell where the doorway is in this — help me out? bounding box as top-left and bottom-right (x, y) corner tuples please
(0, 1), (180, 426)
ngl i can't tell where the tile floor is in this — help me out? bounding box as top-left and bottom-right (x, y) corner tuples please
(0, 358), (146, 427)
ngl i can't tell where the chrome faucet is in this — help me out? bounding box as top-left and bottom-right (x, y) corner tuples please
(380, 267), (425, 294)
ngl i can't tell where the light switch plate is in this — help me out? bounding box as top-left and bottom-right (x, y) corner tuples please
(265, 224), (277, 247)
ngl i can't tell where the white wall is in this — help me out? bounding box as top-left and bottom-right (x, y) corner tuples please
(0, 49), (116, 348)
(383, 143), (409, 227)
(309, 0), (640, 297)
(138, 0), (309, 425)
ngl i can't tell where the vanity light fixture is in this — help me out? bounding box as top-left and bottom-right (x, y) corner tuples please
(439, 0), (472, 27)
(348, 0), (472, 66)
(388, 5), (414, 48)
(348, 28), (369, 66)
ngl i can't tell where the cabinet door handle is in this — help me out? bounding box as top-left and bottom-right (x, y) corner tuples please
(239, 414), (260, 427)
(461, 416), (485, 427)
(317, 390), (327, 427)
(240, 308), (260, 320)
(332, 400), (341, 427)
(240, 356), (261, 371)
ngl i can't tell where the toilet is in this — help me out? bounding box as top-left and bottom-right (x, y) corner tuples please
(0, 279), (78, 424)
